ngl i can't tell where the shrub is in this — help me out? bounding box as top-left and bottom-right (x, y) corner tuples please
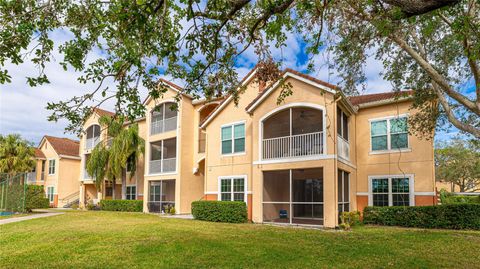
(4, 184), (49, 212)
(443, 195), (480, 204)
(191, 200), (247, 223)
(363, 204), (480, 230)
(25, 185), (49, 211)
(99, 199), (143, 212)
(339, 211), (361, 230)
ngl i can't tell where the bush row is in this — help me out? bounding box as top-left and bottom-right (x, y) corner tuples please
(363, 204), (480, 230)
(442, 195), (480, 204)
(191, 200), (247, 223)
(99, 199), (143, 212)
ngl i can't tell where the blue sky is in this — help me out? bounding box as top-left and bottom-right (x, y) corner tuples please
(0, 29), (468, 145)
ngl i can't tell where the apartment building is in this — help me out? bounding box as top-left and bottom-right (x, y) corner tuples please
(76, 66), (435, 228)
(29, 135), (81, 207)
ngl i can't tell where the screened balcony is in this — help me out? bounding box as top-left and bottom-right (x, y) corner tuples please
(85, 124), (100, 150)
(149, 138), (176, 174)
(337, 107), (350, 160)
(147, 180), (175, 213)
(262, 107), (324, 160)
(151, 102), (177, 135)
(263, 168), (324, 225)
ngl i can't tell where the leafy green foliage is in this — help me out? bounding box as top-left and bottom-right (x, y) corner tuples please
(191, 200), (247, 223)
(363, 204), (480, 230)
(339, 211), (362, 230)
(99, 199), (143, 212)
(1, 1), (479, 138)
(436, 139), (480, 192)
(25, 185), (50, 211)
(440, 190), (480, 204)
(0, 134), (35, 175)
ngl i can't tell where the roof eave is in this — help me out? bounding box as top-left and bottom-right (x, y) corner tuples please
(355, 96), (413, 109)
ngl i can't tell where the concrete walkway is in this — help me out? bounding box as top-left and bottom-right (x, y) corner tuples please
(0, 210), (64, 225)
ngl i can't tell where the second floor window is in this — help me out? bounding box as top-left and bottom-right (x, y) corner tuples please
(337, 108), (349, 141)
(371, 116), (408, 151)
(221, 123), (245, 155)
(48, 159), (55, 175)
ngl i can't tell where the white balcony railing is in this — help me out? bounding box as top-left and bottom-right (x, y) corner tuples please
(85, 137), (100, 150)
(262, 131), (323, 160)
(149, 158), (176, 174)
(151, 116), (177, 135)
(26, 172), (37, 184)
(337, 135), (350, 160)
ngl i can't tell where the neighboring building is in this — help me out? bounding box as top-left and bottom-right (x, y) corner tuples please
(78, 108), (143, 205)
(30, 135), (81, 207)
(76, 66), (436, 228)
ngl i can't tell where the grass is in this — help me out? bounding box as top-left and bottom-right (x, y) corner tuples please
(0, 213), (34, 219)
(1, 211), (480, 268)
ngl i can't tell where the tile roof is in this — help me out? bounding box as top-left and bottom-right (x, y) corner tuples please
(44, 136), (80, 157)
(348, 91), (413, 106)
(34, 148), (45, 159)
(93, 107), (115, 117)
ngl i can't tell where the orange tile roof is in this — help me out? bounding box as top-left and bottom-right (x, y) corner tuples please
(93, 107), (115, 117)
(44, 136), (80, 157)
(34, 148), (45, 159)
(348, 91), (413, 106)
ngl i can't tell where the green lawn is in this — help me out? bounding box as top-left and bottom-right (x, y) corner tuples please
(1, 211), (479, 268)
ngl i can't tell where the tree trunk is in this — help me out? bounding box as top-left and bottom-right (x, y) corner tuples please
(112, 178), (116, 200)
(122, 169), (127, 200)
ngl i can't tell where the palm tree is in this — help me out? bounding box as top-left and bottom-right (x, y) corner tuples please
(86, 115), (144, 200)
(0, 134), (35, 177)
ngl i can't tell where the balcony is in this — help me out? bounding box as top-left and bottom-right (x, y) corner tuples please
(261, 106), (325, 161)
(198, 131), (206, 153)
(149, 158), (176, 174)
(263, 132), (323, 160)
(26, 172), (37, 184)
(149, 138), (177, 174)
(151, 116), (177, 135)
(337, 135), (350, 160)
(85, 124), (101, 150)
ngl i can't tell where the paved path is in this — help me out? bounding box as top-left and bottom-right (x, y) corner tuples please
(0, 211), (64, 225)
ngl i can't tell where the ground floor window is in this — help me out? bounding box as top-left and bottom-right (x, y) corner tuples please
(338, 170), (350, 222)
(219, 176), (246, 202)
(370, 176), (413, 206)
(148, 180), (175, 213)
(263, 168), (323, 225)
(126, 185), (136, 200)
(46, 186), (55, 203)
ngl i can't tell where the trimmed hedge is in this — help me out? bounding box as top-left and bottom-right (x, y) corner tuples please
(443, 195), (480, 204)
(99, 199), (143, 212)
(191, 200), (247, 223)
(363, 204), (480, 230)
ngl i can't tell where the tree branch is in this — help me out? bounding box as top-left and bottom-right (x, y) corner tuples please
(381, 0), (460, 17)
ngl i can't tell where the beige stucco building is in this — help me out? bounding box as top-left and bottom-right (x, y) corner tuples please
(29, 136), (81, 207)
(71, 66), (436, 228)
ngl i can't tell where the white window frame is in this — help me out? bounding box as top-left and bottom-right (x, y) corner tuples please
(126, 185), (137, 200)
(369, 114), (410, 154)
(46, 186), (55, 203)
(217, 175), (248, 203)
(368, 175), (415, 206)
(337, 107), (349, 142)
(48, 159), (56, 175)
(220, 121), (246, 156)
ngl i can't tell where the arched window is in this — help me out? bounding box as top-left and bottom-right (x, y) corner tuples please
(151, 102), (177, 135)
(262, 106), (324, 160)
(85, 124), (100, 150)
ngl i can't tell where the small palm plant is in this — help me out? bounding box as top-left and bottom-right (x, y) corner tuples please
(86, 115), (144, 199)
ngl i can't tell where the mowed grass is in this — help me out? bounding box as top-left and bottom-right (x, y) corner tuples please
(1, 211), (480, 269)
